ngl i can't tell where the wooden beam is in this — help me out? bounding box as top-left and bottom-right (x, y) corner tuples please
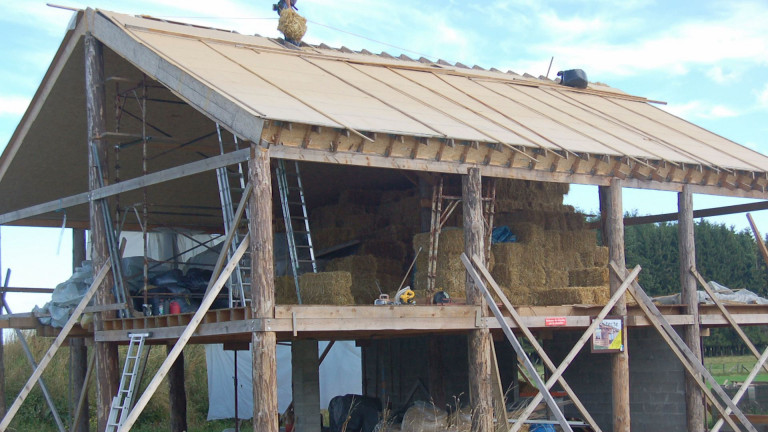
(0, 263), (110, 431)
(605, 178), (630, 432)
(167, 344), (187, 432)
(85, 32), (120, 432)
(463, 168), (493, 432)
(70, 228), (89, 432)
(587, 200), (768, 229)
(250, 144), (279, 432)
(0, 148), (249, 225)
(679, 185), (704, 431)
(748, 213), (768, 267)
(470, 254), (602, 432)
(118, 237), (248, 431)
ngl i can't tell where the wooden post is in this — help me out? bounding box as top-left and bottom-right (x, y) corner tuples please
(168, 344), (188, 432)
(250, 143), (278, 432)
(604, 179), (630, 432)
(85, 32), (119, 431)
(71, 228), (89, 432)
(463, 168), (493, 432)
(679, 185), (704, 430)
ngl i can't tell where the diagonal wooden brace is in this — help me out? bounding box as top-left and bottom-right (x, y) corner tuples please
(611, 262), (754, 432)
(469, 254), (603, 432)
(0, 261), (111, 431)
(461, 253), (574, 432)
(506, 261), (640, 432)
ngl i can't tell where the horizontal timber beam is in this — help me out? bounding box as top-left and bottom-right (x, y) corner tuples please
(587, 200), (768, 228)
(0, 148), (248, 225)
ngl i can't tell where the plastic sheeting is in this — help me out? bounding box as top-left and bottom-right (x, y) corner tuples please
(205, 340), (362, 420)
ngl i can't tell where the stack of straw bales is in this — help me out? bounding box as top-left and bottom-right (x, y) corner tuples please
(325, 255), (401, 304)
(274, 271), (354, 305)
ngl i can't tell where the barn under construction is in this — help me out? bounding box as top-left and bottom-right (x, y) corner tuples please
(2, 7), (768, 432)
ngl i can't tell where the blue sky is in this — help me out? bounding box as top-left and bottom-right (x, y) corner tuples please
(1, 1), (768, 312)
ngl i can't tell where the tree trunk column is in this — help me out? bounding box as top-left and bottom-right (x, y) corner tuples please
(167, 345), (188, 432)
(250, 144), (278, 432)
(463, 168), (493, 432)
(679, 185), (704, 430)
(85, 32), (119, 432)
(602, 179), (631, 432)
(71, 228), (89, 432)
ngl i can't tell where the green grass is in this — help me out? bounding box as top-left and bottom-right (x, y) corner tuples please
(704, 354), (768, 386)
(2, 331), (238, 431)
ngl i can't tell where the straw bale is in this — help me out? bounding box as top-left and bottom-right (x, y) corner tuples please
(327, 255), (377, 275)
(491, 264), (519, 288)
(374, 224), (414, 245)
(563, 251), (583, 269)
(343, 213), (379, 231)
(277, 8), (307, 42)
(593, 246), (610, 266)
(518, 265), (547, 288)
(569, 267), (609, 287)
(565, 211), (586, 230)
(532, 286), (610, 306)
(377, 258), (404, 278)
(361, 239), (407, 262)
(492, 242), (524, 263)
(298, 271), (354, 305)
(502, 286), (531, 305)
(311, 227), (358, 250)
(275, 275), (298, 304)
(547, 270), (569, 287)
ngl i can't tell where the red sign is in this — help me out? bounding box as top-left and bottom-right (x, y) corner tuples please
(545, 317), (567, 327)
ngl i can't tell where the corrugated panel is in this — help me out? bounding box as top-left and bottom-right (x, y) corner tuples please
(105, 11), (766, 173)
(129, 31), (341, 128)
(565, 92), (755, 170)
(209, 45), (441, 137)
(103, 11), (284, 50)
(354, 65), (520, 144)
(611, 99), (768, 171)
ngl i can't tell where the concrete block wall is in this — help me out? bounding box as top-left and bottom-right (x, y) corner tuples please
(545, 327), (686, 431)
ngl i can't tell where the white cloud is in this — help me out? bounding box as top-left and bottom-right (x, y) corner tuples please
(758, 84), (768, 108)
(707, 66), (741, 84)
(662, 100), (740, 120)
(0, 96), (30, 116)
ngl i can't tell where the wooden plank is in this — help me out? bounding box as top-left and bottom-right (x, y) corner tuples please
(748, 213), (768, 267)
(461, 253), (573, 432)
(0, 262), (110, 431)
(0, 149), (249, 225)
(611, 262), (755, 432)
(0, 287), (55, 293)
(588, 200), (768, 228)
(471, 254), (602, 432)
(274, 305), (478, 319)
(680, 185), (704, 431)
(118, 237), (248, 431)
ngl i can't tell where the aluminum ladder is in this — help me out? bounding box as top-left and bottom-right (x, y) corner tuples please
(215, 124), (251, 308)
(105, 333), (150, 432)
(276, 159), (317, 304)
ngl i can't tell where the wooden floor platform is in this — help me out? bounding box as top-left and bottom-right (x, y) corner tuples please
(4, 303), (768, 344)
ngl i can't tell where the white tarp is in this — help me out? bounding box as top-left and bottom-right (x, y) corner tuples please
(206, 341), (362, 420)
